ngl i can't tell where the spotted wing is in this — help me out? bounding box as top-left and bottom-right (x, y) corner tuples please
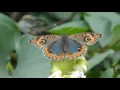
(65, 39), (87, 60)
(29, 35), (62, 48)
(43, 39), (64, 60)
(68, 33), (102, 45)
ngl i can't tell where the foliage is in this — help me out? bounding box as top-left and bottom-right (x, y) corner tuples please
(0, 12), (120, 78)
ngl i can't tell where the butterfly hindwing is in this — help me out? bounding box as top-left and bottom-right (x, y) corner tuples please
(68, 33), (102, 45)
(43, 39), (64, 60)
(65, 39), (87, 60)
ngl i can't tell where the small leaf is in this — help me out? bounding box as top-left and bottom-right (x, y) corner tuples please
(88, 49), (114, 71)
(0, 56), (11, 78)
(100, 68), (114, 78)
(6, 60), (14, 75)
(49, 21), (89, 35)
(85, 16), (112, 47)
(12, 35), (51, 78)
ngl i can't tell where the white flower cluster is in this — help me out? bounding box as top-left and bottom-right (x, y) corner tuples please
(48, 56), (88, 78)
(48, 65), (87, 78)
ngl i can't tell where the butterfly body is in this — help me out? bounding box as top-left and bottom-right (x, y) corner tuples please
(29, 33), (102, 60)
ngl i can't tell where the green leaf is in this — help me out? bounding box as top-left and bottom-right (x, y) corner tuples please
(112, 51), (120, 63)
(72, 12), (81, 21)
(85, 16), (112, 47)
(86, 71), (101, 78)
(100, 68), (114, 78)
(48, 12), (73, 19)
(103, 60), (111, 69)
(111, 42), (120, 50)
(12, 35), (51, 78)
(88, 49), (114, 71)
(0, 22), (15, 59)
(110, 24), (120, 47)
(0, 13), (19, 29)
(86, 12), (120, 20)
(0, 13), (20, 78)
(86, 12), (120, 28)
(0, 13), (20, 49)
(87, 43), (102, 55)
(49, 21), (89, 35)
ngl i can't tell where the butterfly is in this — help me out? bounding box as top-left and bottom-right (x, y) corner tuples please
(29, 33), (102, 60)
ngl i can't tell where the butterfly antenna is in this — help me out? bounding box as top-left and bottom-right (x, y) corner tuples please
(54, 24), (64, 33)
(66, 25), (78, 34)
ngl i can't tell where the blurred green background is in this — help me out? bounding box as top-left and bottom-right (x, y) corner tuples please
(0, 12), (120, 78)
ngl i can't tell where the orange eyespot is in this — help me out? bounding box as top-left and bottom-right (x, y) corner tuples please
(76, 47), (81, 51)
(40, 39), (46, 45)
(69, 52), (73, 55)
(48, 49), (53, 53)
(57, 53), (61, 55)
(85, 37), (91, 42)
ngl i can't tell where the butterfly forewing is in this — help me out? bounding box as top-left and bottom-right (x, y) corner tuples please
(29, 35), (62, 48)
(68, 33), (102, 45)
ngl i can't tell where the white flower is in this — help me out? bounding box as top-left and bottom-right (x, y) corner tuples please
(74, 65), (88, 73)
(70, 71), (86, 78)
(48, 56), (88, 78)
